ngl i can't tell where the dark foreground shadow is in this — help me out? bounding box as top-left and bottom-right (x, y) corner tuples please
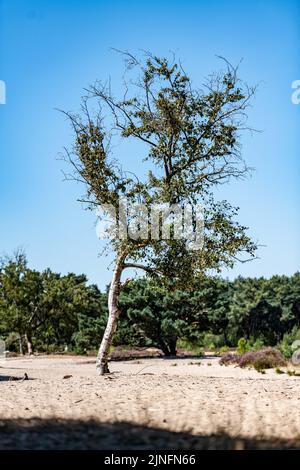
(0, 419), (299, 450)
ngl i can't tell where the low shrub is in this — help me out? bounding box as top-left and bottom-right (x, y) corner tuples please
(219, 352), (240, 365)
(237, 337), (249, 354)
(238, 348), (286, 371)
(219, 348), (286, 371)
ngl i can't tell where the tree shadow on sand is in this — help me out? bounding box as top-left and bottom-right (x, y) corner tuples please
(0, 419), (299, 450)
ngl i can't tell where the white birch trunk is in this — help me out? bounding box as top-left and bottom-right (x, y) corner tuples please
(96, 252), (125, 375)
(25, 333), (34, 355)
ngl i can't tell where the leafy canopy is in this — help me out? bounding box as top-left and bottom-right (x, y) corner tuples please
(63, 52), (257, 285)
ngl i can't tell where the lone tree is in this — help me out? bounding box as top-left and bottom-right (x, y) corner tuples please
(63, 52), (257, 374)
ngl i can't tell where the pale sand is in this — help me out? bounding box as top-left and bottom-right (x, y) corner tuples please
(0, 355), (300, 448)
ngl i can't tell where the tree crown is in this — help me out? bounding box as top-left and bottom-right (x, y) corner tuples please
(63, 52), (257, 284)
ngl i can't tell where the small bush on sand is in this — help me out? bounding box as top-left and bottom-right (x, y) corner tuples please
(219, 352), (240, 365)
(238, 349), (286, 371)
(219, 348), (286, 372)
(237, 338), (249, 354)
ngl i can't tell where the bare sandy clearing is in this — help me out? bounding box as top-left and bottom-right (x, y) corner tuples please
(0, 356), (299, 449)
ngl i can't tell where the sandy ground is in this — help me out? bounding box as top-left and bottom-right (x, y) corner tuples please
(0, 355), (300, 449)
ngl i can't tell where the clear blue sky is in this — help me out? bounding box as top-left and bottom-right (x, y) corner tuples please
(0, 0), (299, 289)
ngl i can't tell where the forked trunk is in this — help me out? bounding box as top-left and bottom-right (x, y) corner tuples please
(96, 252), (125, 375)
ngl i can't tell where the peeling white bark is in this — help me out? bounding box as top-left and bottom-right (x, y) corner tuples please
(96, 251), (126, 375)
